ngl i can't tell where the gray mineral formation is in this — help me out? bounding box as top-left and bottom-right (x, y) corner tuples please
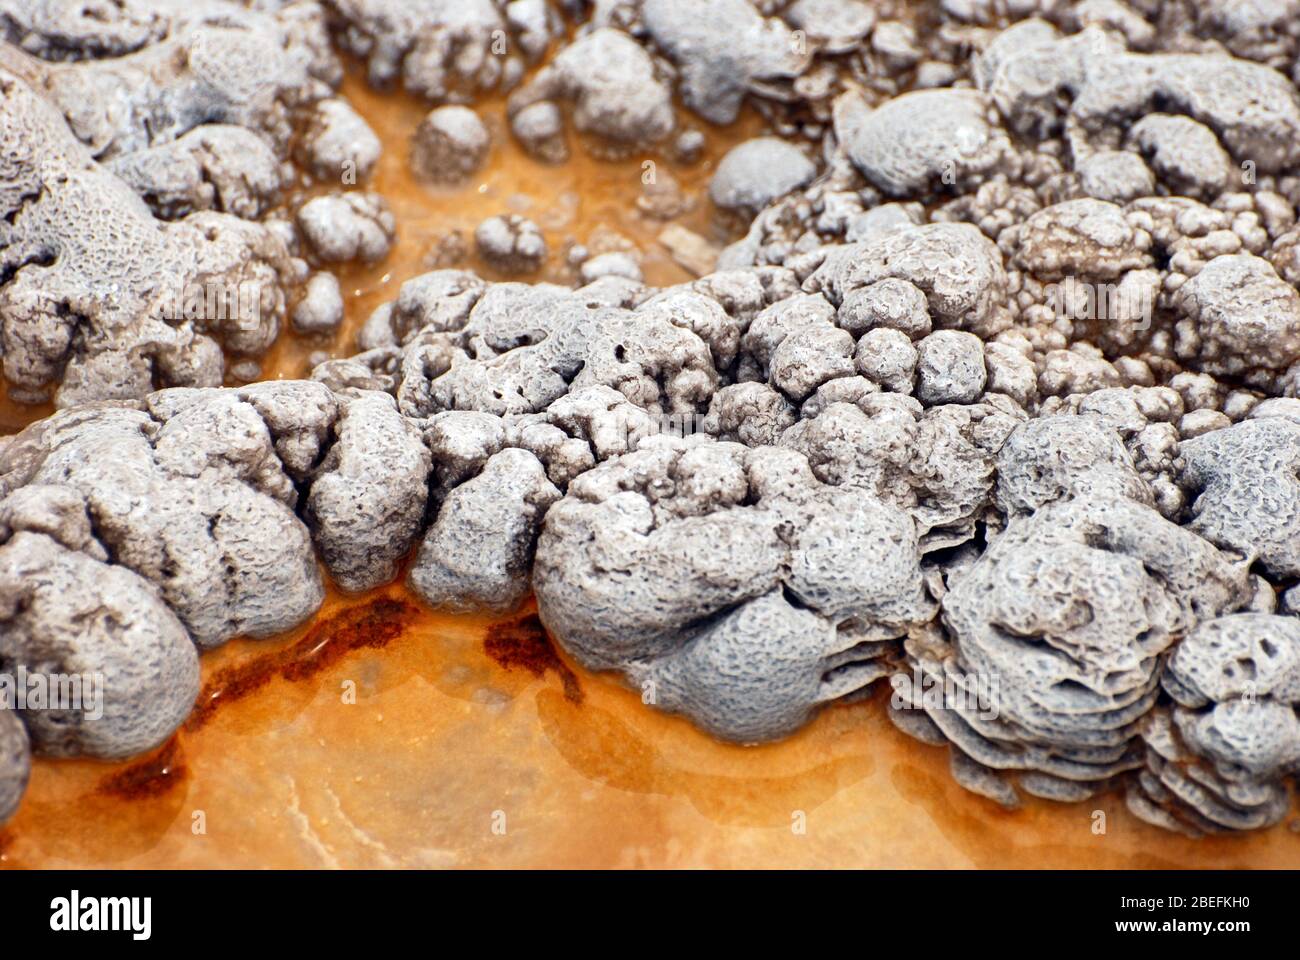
(0, 705), (31, 825)
(298, 192), (397, 265)
(710, 138), (817, 214)
(0, 528), (200, 760)
(0, 64), (296, 408)
(329, 0), (557, 99)
(0, 0), (393, 410)
(533, 439), (934, 741)
(474, 215), (548, 274)
(507, 28), (674, 158)
(411, 105), (491, 184)
(409, 447), (559, 613)
(1130, 613), (1300, 834)
(306, 391), (431, 594)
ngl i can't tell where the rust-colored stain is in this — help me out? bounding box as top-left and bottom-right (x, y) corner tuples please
(485, 613), (583, 704)
(185, 596), (421, 732)
(97, 737), (188, 800)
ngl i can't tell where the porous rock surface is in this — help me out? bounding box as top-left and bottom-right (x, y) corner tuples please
(0, 0), (382, 409)
(1128, 613), (1300, 834)
(5, 0), (1300, 837)
(0, 63), (297, 407)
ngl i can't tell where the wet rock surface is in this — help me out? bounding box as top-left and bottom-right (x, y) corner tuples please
(3, 0), (1300, 837)
(410, 105), (491, 184)
(0, 697), (30, 824)
(0, 0), (374, 409)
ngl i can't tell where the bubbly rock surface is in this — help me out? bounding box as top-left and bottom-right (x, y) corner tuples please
(507, 27), (675, 158)
(409, 447), (559, 613)
(1130, 613), (1300, 834)
(0, 63), (296, 407)
(0, 529), (201, 760)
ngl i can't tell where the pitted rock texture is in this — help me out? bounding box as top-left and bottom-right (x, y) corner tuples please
(897, 494), (1248, 808)
(638, 0), (809, 125)
(0, 0), (392, 409)
(0, 64), (297, 407)
(533, 439), (934, 741)
(3, 0), (340, 160)
(507, 27), (675, 159)
(328, 0), (558, 100)
(1178, 416), (1300, 579)
(0, 388), (330, 649)
(306, 391), (431, 594)
(409, 447), (558, 613)
(833, 88), (1016, 198)
(1130, 613), (1300, 835)
(0, 528), (200, 760)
